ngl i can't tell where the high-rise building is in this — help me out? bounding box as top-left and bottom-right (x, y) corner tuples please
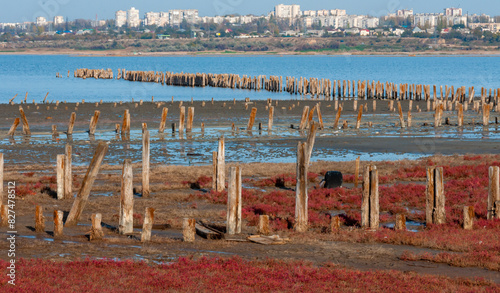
(274, 4), (301, 18)
(144, 12), (160, 26)
(397, 9), (413, 18)
(36, 16), (47, 26)
(127, 7), (140, 28)
(115, 10), (127, 27)
(53, 16), (64, 25)
(445, 8), (462, 16)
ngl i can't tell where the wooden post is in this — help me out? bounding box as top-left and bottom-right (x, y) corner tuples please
(247, 107), (257, 130)
(0, 154), (3, 204)
(362, 165), (379, 229)
(141, 208), (155, 242)
(7, 118), (20, 136)
(67, 112), (76, 136)
(463, 206), (474, 230)
(56, 155), (65, 200)
(295, 142), (308, 232)
(19, 106), (31, 135)
(119, 159), (134, 234)
(122, 109), (130, 135)
(179, 106), (185, 133)
(457, 103), (464, 127)
(89, 110), (100, 135)
(330, 216), (341, 232)
(305, 122), (317, 166)
(0, 205), (7, 227)
(333, 106), (342, 129)
(64, 145), (72, 199)
(35, 205), (45, 232)
(299, 106), (309, 130)
(216, 137), (225, 192)
(395, 214), (406, 231)
(227, 166), (242, 235)
(488, 166), (500, 219)
(212, 151), (217, 190)
(65, 142), (108, 227)
(90, 213), (104, 241)
(142, 130), (150, 197)
(407, 111), (412, 128)
(316, 104), (324, 130)
(53, 210), (64, 237)
(183, 218), (196, 242)
(258, 215), (270, 235)
(397, 102), (405, 128)
(355, 106), (363, 129)
(187, 107), (194, 132)
(158, 107), (168, 133)
(426, 167), (445, 225)
(268, 106), (274, 130)
(354, 157), (360, 188)
(483, 104), (490, 126)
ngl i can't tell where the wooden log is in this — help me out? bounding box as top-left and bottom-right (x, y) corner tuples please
(362, 165), (379, 229)
(35, 205), (45, 232)
(187, 107), (194, 132)
(158, 107), (168, 133)
(67, 112), (76, 135)
(397, 102), (405, 128)
(268, 106), (274, 130)
(227, 166), (242, 235)
(119, 159), (134, 234)
(65, 142), (108, 227)
(19, 106), (31, 135)
(56, 154), (65, 200)
(121, 109), (130, 135)
(216, 137), (225, 192)
(355, 107), (363, 129)
(90, 213), (104, 241)
(258, 215), (270, 235)
(330, 216), (341, 232)
(463, 206), (474, 230)
(53, 210), (64, 237)
(141, 208), (155, 242)
(7, 118), (20, 136)
(142, 130), (150, 197)
(247, 107), (257, 130)
(488, 166), (500, 219)
(426, 167), (446, 224)
(299, 106), (309, 130)
(88, 110), (100, 135)
(333, 106), (342, 129)
(395, 214), (406, 231)
(183, 218), (196, 242)
(195, 223), (222, 240)
(354, 157), (360, 188)
(295, 142), (308, 232)
(179, 106), (185, 133)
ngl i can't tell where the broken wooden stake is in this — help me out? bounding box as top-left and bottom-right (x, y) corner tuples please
(354, 157), (360, 188)
(56, 154), (65, 200)
(90, 213), (104, 241)
(179, 106), (185, 133)
(426, 167), (446, 225)
(488, 166), (500, 219)
(187, 107), (194, 132)
(183, 218), (196, 242)
(395, 214), (406, 231)
(258, 215), (270, 235)
(88, 110), (100, 135)
(7, 118), (20, 137)
(141, 208), (155, 242)
(295, 142), (308, 232)
(64, 145), (72, 198)
(142, 130), (150, 197)
(216, 137), (225, 192)
(463, 206), (474, 230)
(158, 107), (168, 133)
(35, 205), (45, 232)
(330, 216), (341, 232)
(268, 106), (274, 130)
(67, 112), (76, 136)
(53, 210), (64, 237)
(119, 159), (134, 234)
(362, 165), (379, 229)
(227, 166), (242, 235)
(247, 107), (257, 130)
(19, 106), (31, 135)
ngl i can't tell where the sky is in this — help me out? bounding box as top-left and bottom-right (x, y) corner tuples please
(0, 0), (498, 23)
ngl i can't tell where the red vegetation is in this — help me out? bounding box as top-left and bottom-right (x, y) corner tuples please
(0, 258), (497, 292)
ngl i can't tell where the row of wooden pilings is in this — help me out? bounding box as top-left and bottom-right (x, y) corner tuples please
(74, 68), (113, 80)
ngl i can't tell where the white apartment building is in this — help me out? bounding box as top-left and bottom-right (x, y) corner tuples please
(414, 13), (443, 28)
(144, 12), (160, 26)
(304, 15), (379, 29)
(127, 7), (140, 28)
(168, 9), (199, 26)
(36, 16), (47, 26)
(115, 10), (127, 27)
(274, 4), (301, 18)
(53, 16), (64, 25)
(397, 9), (413, 18)
(159, 12), (169, 26)
(445, 7), (462, 16)
(303, 9), (346, 17)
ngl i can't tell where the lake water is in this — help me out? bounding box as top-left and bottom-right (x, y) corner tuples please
(1, 54), (500, 104)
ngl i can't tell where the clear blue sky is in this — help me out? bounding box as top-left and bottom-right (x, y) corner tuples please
(0, 0), (498, 23)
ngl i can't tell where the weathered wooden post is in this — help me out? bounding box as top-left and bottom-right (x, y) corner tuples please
(183, 218), (196, 242)
(122, 109), (130, 135)
(56, 155), (65, 200)
(88, 110), (100, 135)
(333, 106), (342, 129)
(463, 206), (474, 230)
(395, 214), (406, 231)
(361, 165), (379, 229)
(426, 167), (445, 224)
(179, 106), (185, 133)
(316, 104), (324, 130)
(186, 107), (194, 132)
(355, 107), (363, 129)
(67, 112), (76, 136)
(457, 103), (464, 127)
(212, 151), (217, 190)
(53, 210), (64, 237)
(8, 118), (20, 136)
(216, 137), (225, 192)
(397, 102), (406, 128)
(295, 142), (308, 232)
(141, 208), (155, 242)
(299, 106), (309, 130)
(227, 166), (242, 235)
(64, 145), (72, 198)
(247, 107), (257, 130)
(330, 216), (341, 232)
(482, 104), (490, 126)
(19, 106), (31, 135)
(354, 157), (360, 188)
(0, 205), (7, 227)
(35, 205), (45, 232)
(65, 142), (108, 227)
(305, 122), (317, 165)
(0, 154), (3, 204)
(488, 166), (499, 219)
(158, 107), (168, 133)
(258, 215), (270, 235)
(142, 130), (150, 197)
(90, 213), (104, 241)
(119, 159), (134, 234)
(268, 106), (274, 130)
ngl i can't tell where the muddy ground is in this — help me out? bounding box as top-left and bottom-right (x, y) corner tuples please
(0, 99), (499, 283)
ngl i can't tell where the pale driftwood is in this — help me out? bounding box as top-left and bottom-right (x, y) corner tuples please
(295, 142), (308, 232)
(119, 159), (133, 234)
(35, 205), (45, 232)
(65, 142), (108, 227)
(53, 210), (64, 237)
(258, 215), (270, 235)
(183, 218), (196, 242)
(158, 107), (168, 133)
(142, 130), (150, 197)
(227, 166), (242, 235)
(488, 166), (500, 219)
(90, 213), (104, 241)
(56, 154), (65, 200)
(7, 118), (20, 136)
(141, 208), (155, 242)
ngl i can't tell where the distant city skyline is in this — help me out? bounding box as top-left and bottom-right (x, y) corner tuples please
(0, 0), (498, 23)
